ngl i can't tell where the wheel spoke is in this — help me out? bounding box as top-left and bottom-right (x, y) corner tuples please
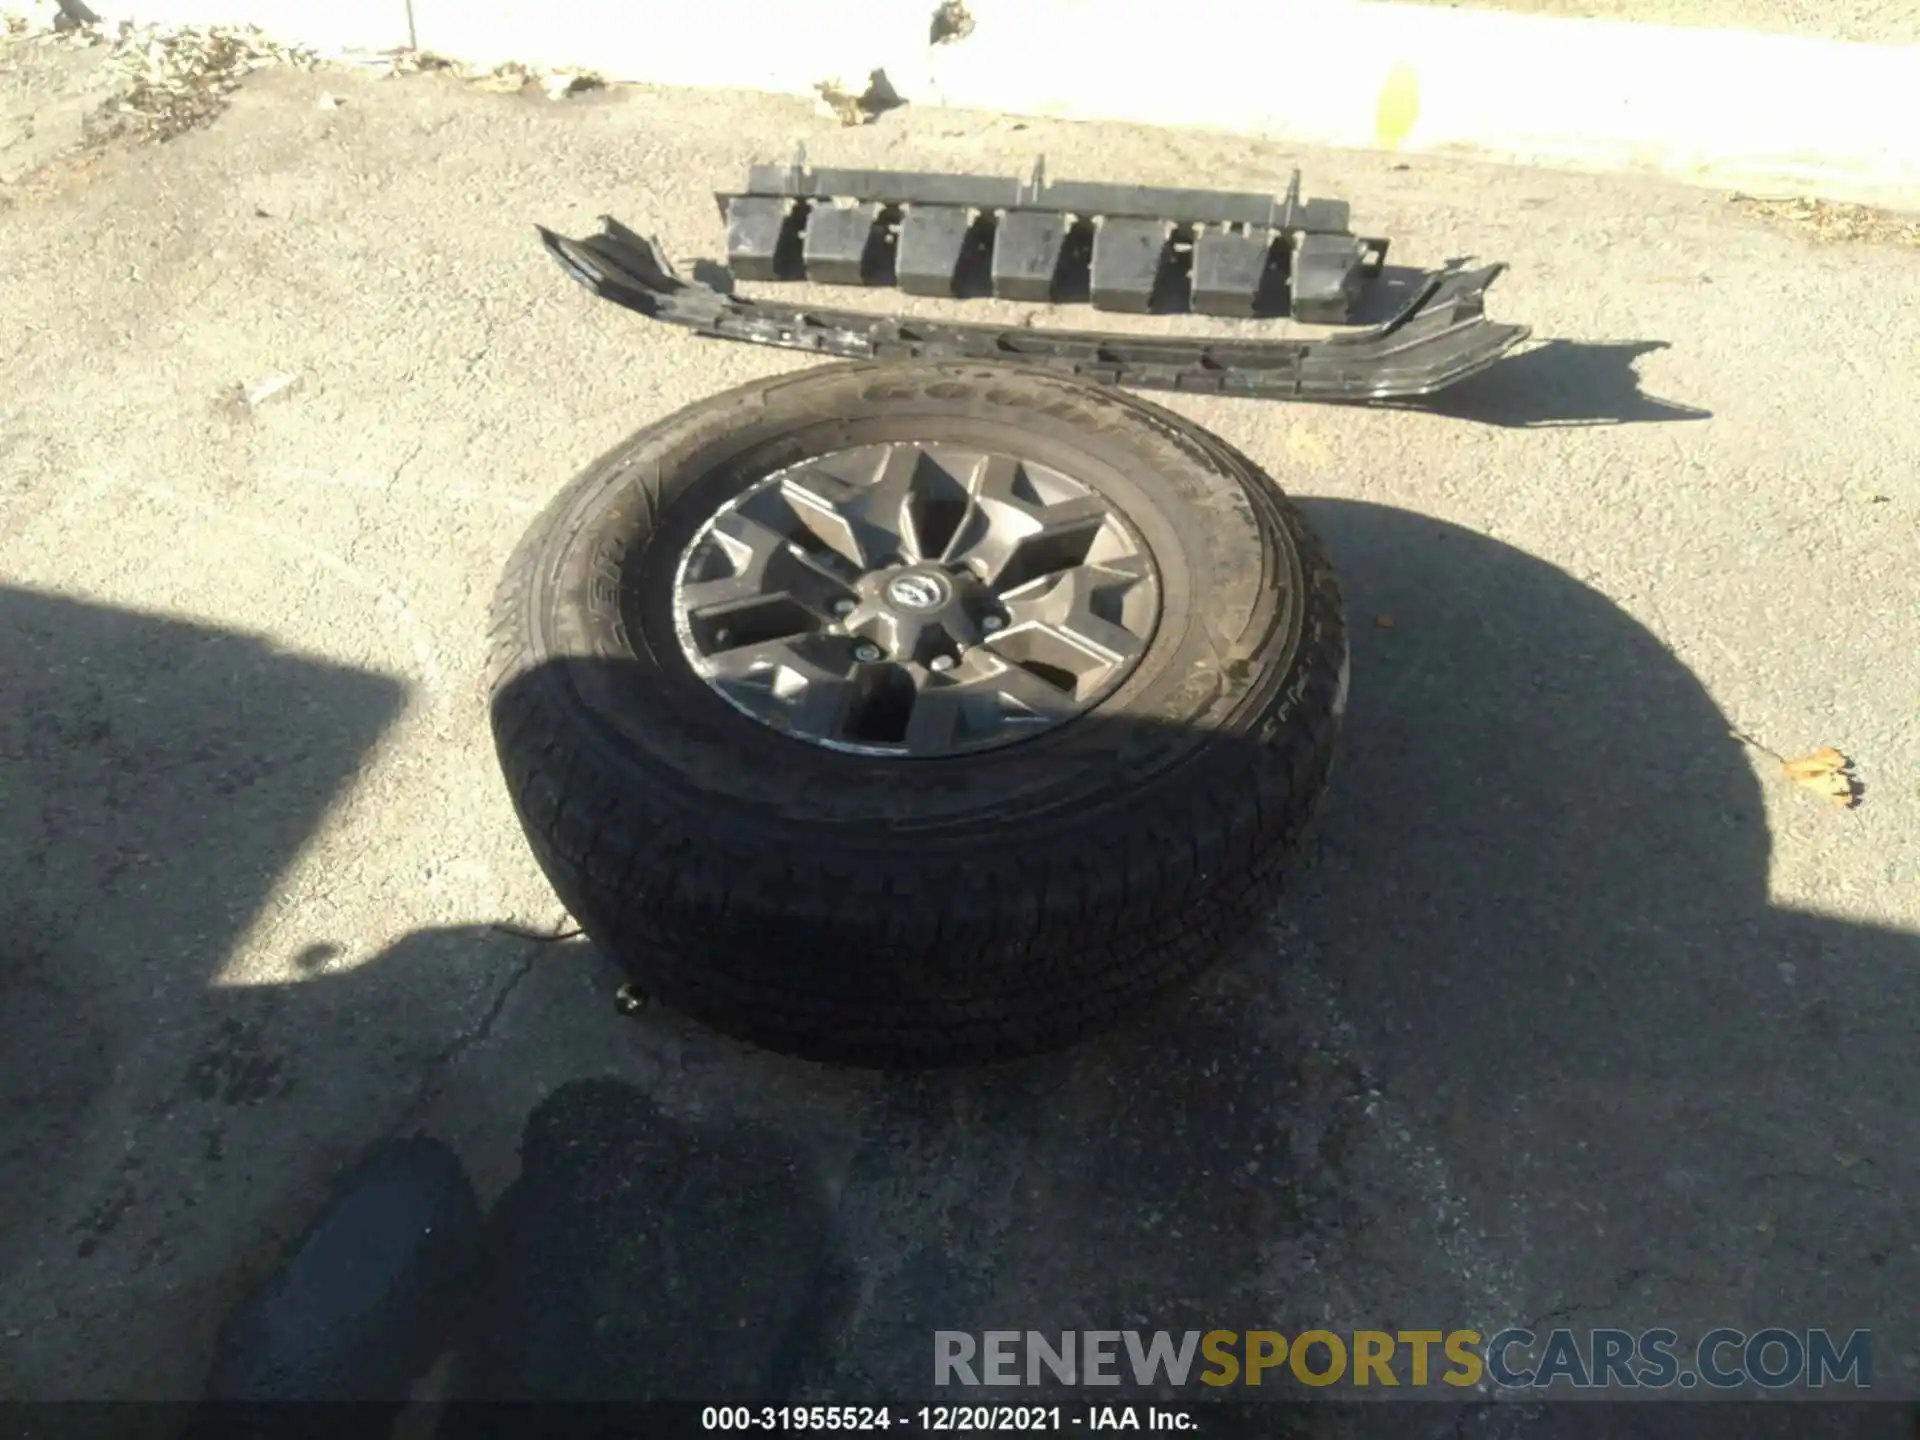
(784, 670), (863, 739)
(900, 685), (966, 755)
(782, 444), (927, 569)
(704, 638), (860, 736)
(1007, 567), (1149, 664)
(681, 511), (851, 634)
(974, 460), (1113, 539)
(859, 444), (930, 563)
(901, 447), (978, 565)
(977, 655), (1085, 722)
(955, 455), (1118, 592)
(677, 510), (789, 614)
(778, 466), (871, 569)
(703, 635), (832, 683)
(763, 546), (856, 619)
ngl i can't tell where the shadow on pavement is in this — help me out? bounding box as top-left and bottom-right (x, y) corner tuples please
(0, 586), (403, 1290)
(7, 488), (1912, 1433)
(1400, 339), (1712, 427)
(1347, 263), (1438, 325)
(0, 588), (540, 1402)
(197, 502), (1916, 1438)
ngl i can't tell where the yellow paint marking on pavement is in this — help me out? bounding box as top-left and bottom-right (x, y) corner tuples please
(1377, 62), (1421, 150)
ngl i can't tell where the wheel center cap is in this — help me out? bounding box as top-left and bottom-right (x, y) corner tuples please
(883, 572), (950, 611)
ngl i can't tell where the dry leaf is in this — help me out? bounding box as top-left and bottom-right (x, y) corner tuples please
(358, 48), (451, 76)
(930, 0), (975, 43)
(1779, 746), (1858, 807)
(541, 69), (601, 100)
(812, 69), (899, 126)
(471, 63), (528, 93)
(1734, 193), (1920, 249)
(814, 80), (870, 126)
(79, 20), (320, 141)
(1730, 730), (1863, 809)
(1780, 746), (1846, 778)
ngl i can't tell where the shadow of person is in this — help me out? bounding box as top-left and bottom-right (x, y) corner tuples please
(440, 1078), (837, 1409)
(192, 1078), (838, 1439)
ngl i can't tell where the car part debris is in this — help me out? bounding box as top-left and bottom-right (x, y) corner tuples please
(488, 360), (1346, 1066)
(717, 154), (1386, 322)
(537, 218), (1528, 402)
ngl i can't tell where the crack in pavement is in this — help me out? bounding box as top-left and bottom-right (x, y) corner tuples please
(384, 942), (543, 1140)
(382, 437), (426, 496)
(455, 292), (546, 391)
(1505, 1261), (1729, 1377)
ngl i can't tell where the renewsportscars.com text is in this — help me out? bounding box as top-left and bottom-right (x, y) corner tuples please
(934, 1328), (1872, 1391)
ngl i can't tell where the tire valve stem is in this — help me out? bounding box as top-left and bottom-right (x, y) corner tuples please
(853, 642), (883, 663)
(981, 614), (1006, 634)
(832, 597), (856, 617)
(929, 654), (956, 673)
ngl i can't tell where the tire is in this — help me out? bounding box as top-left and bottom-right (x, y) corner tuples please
(488, 361), (1346, 1067)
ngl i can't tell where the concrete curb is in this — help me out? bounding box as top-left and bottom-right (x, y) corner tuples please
(42, 0), (1920, 208)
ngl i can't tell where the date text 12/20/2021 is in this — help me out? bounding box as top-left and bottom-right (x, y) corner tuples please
(701, 1407), (1192, 1431)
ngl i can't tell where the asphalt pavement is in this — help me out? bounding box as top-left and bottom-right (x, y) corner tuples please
(2, 49), (1918, 1424)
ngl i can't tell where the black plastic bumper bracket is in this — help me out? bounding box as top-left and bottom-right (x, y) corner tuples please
(992, 211), (1069, 303)
(1190, 226), (1277, 319)
(1090, 218), (1170, 314)
(803, 201), (887, 286)
(716, 154), (1388, 322)
(538, 217), (1530, 404)
(896, 205), (974, 297)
